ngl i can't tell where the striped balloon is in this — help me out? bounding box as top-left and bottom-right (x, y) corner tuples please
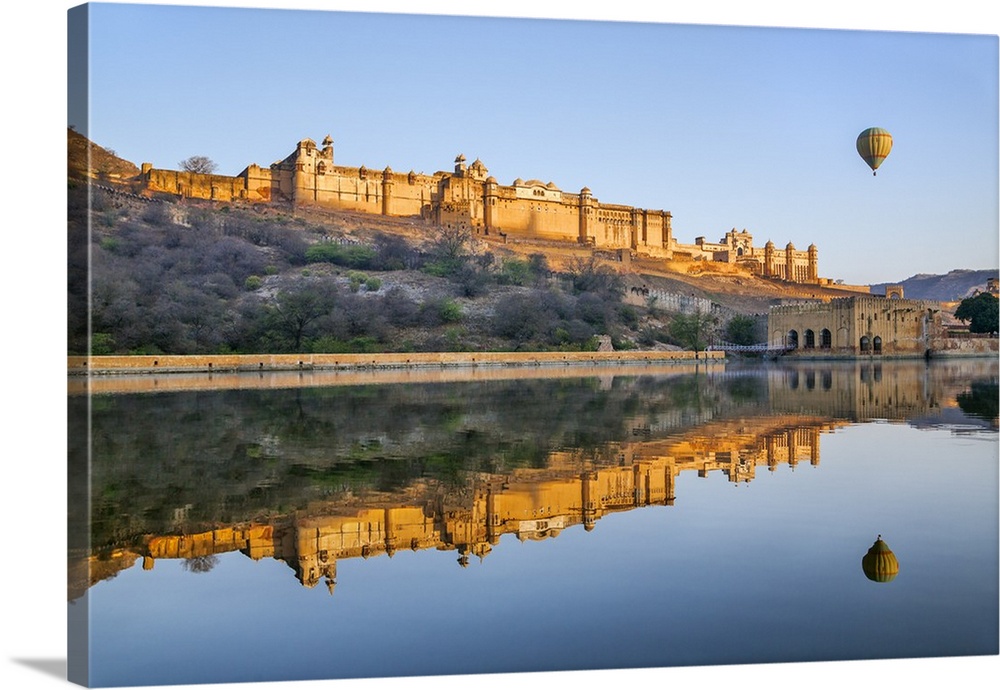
(862, 535), (899, 583)
(856, 127), (893, 176)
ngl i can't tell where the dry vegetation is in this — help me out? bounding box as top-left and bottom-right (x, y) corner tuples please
(67, 132), (877, 357)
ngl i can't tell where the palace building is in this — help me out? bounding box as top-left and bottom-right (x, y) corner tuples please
(138, 134), (826, 285)
(768, 292), (941, 356)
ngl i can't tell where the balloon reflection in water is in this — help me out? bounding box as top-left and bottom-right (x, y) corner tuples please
(862, 534), (899, 583)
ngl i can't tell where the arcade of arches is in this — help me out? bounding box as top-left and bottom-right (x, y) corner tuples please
(768, 295), (939, 356)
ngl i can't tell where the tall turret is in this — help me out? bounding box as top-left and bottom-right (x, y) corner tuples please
(291, 138), (318, 205)
(484, 176), (498, 231)
(381, 167), (393, 215)
(321, 134), (334, 163)
(764, 240), (775, 278)
(579, 187), (594, 244)
(807, 243), (818, 281)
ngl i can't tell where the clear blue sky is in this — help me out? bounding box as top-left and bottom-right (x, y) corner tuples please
(71, 1), (999, 286)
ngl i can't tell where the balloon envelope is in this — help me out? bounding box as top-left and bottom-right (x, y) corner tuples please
(856, 127), (893, 175)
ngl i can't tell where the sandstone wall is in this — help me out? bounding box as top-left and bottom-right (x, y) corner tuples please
(768, 296), (937, 355)
(929, 335), (999, 356)
(144, 168), (256, 202)
(69, 350), (724, 376)
(490, 190), (582, 243)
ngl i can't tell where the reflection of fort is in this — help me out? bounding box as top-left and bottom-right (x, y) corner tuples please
(78, 415), (844, 597)
(73, 359), (996, 600)
(766, 358), (997, 422)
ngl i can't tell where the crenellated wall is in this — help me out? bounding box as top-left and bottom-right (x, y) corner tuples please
(139, 134), (829, 283)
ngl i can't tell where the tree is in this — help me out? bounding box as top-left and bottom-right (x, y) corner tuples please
(724, 314), (759, 345)
(424, 225), (473, 277)
(669, 310), (718, 351)
(179, 155), (218, 174)
(265, 281), (339, 351)
(954, 292), (999, 334)
(182, 555), (219, 574)
(565, 256), (623, 300)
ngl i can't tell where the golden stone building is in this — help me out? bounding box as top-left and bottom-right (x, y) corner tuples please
(679, 229), (818, 282)
(138, 134), (826, 284)
(768, 294), (941, 356)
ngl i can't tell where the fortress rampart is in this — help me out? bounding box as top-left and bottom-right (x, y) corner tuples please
(139, 134), (824, 283)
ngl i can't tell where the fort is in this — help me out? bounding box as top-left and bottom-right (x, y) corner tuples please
(139, 134), (825, 285)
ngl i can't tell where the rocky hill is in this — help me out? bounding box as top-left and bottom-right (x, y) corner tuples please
(68, 127), (140, 181)
(871, 269), (999, 302)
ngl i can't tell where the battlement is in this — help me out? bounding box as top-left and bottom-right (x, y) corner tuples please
(140, 134), (826, 284)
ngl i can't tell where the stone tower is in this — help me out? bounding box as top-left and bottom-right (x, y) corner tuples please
(763, 240), (775, 278)
(579, 187), (594, 244)
(381, 167), (393, 216)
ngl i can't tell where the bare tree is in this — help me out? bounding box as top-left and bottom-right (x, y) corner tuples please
(182, 555), (219, 574)
(179, 155), (218, 174)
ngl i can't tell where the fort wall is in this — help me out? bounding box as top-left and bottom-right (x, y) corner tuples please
(142, 167), (254, 202)
(929, 334), (999, 356)
(139, 134), (830, 284)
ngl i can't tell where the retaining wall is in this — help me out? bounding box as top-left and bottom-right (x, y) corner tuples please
(69, 350), (725, 376)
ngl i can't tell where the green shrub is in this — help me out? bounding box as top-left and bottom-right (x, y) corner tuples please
(439, 299), (463, 323)
(305, 243), (376, 269)
(244, 275), (263, 291)
(91, 332), (115, 355)
(498, 259), (531, 286)
(347, 272), (366, 292)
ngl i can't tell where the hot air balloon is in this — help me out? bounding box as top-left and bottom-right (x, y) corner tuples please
(862, 535), (899, 583)
(856, 127), (893, 176)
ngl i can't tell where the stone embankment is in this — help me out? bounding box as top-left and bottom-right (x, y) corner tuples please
(69, 350), (724, 376)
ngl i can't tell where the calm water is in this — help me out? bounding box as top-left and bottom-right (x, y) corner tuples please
(69, 359), (999, 687)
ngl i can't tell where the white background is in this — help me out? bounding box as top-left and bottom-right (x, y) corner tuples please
(3, 2), (998, 690)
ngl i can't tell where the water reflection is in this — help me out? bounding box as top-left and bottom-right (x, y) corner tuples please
(71, 358), (997, 601)
(862, 535), (900, 583)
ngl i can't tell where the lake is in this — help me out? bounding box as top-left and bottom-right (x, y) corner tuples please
(68, 358), (999, 687)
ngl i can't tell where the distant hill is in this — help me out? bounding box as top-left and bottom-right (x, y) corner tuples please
(870, 269), (999, 302)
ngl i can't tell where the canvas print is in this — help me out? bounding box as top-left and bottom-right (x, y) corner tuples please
(67, 2), (999, 688)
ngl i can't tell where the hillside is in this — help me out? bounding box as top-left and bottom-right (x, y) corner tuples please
(69, 132), (977, 357)
(68, 127), (140, 181)
(870, 270), (1000, 302)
